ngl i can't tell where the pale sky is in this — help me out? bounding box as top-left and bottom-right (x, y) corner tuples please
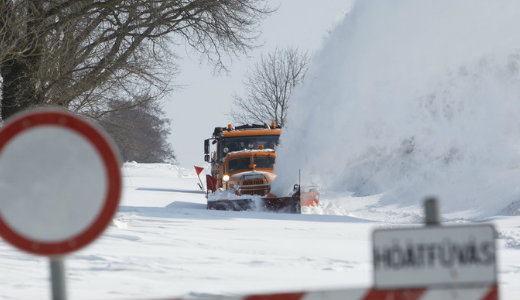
(165, 0), (353, 168)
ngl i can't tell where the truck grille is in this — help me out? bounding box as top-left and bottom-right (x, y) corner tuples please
(242, 178), (265, 185)
(240, 185), (270, 196)
(238, 175), (269, 196)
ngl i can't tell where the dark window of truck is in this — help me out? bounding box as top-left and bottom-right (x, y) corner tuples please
(220, 135), (279, 159)
(228, 157), (251, 173)
(254, 156), (275, 169)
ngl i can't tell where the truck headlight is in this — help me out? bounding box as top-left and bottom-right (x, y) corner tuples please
(223, 175), (230, 182)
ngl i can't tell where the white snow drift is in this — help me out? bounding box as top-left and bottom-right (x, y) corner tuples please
(0, 163), (519, 300)
(273, 0), (520, 218)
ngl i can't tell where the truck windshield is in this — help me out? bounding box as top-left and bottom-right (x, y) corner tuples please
(228, 156), (275, 173)
(228, 157), (251, 173)
(220, 135), (279, 157)
(254, 156), (275, 169)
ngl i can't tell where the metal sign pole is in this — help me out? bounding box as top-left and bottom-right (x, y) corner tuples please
(49, 257), (67, 300)
(424, 197), (440, 226)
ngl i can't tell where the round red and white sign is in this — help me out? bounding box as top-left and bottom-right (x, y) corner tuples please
(0, 108), (121, 256)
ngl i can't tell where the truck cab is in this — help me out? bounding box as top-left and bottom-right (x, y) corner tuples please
(204, 123), (280, 195)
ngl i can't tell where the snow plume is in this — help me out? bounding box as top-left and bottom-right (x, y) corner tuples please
(272, 0), (520, 218)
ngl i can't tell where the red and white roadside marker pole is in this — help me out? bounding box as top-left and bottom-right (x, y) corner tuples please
(186, 284), (497, 300)
(0, 108), (122, 300)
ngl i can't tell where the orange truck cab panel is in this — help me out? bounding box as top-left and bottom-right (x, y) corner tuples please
(222, 150), (276, 196)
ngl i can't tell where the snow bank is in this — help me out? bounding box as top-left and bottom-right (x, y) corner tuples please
(273, 0), (520, 218)
(123, 162), (197, 178)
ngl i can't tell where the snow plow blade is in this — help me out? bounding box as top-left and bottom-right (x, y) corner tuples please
(207, 193), (301, 213)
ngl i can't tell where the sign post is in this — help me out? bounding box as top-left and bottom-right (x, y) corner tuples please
(50, 258), (66, 300)
(0, 108), (122, 300)
(424, 197), (441, 226)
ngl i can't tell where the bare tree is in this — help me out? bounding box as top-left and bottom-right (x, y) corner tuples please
(0, 0), (271, 120)
(99, 96), (175, 163)
(231, 48), (308, 127)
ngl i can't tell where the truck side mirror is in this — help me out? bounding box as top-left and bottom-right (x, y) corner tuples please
(204, 154), (210, 162)
(204, 139), (210, 154)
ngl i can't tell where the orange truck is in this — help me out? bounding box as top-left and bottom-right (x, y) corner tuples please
(204, 123), (319, 213)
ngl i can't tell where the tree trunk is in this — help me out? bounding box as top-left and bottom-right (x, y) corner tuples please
(1, 0), (43, 120)
(1, 58), (36, 120)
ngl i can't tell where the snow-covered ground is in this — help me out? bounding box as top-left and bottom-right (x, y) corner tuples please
(1, 163), (519, 300)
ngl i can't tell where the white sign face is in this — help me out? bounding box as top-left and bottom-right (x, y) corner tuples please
(0, 126), (106, 241)
(0, 109), (121, 256)
(373, 224), (496, 288)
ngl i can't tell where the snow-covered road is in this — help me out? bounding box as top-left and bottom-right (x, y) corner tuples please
(1, 163), (519, 299)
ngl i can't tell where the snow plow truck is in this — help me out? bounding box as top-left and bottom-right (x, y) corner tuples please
(204, 123), (319, 213)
